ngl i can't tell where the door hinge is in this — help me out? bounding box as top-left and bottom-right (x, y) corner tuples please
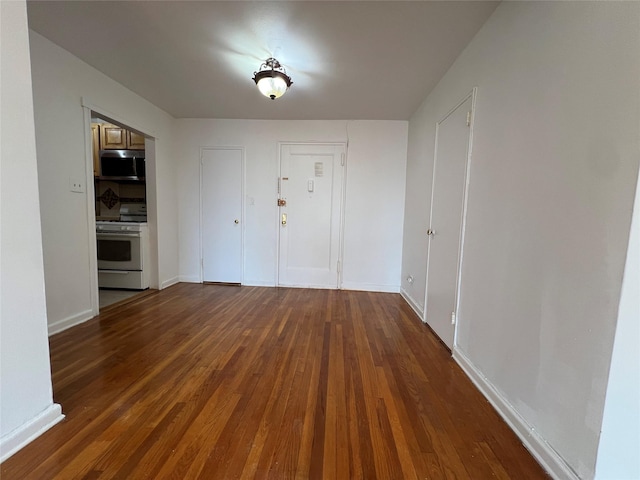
(466, 111), (471, 127)
(341, 153), (345, 166)
(451, 311), (456, 325)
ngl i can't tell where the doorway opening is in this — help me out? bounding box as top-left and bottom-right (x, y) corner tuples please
(85, 109), (159, 313)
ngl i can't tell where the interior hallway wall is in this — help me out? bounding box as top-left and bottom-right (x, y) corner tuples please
(0, 0), (63, 461)
(401, 2), (640, 478)
(595, 169), (640, 479)
(28, 32), (180, 333)
(174, 119), (408, 291)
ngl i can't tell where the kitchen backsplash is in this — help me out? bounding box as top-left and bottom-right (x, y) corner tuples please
(96, 181), (146, 219)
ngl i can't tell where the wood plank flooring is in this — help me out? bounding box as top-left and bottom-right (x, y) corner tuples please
(1, 284), (549, 479)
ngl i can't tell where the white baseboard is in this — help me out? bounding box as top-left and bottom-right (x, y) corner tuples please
(239, 282), (401, 292)
(178, 277), (277, 288)
(453, 348), (579, 480)
(400, 288), (424, 318)
(340, 282), (400, 293)
(48, 309), (93, 336)
(179, 275), (200, 283)
(175, 280), (400, 292)
(242, 280), (276, 287)
(160, 276), (179, 289)
(277, 283), (337, 290)
(0, 403), (64, 463)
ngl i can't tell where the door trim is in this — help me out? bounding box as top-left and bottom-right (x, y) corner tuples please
(82, 106), (100, 317)
(423, 87), (477, 349)
(276, 142), (348, 288)
(199, 146), (245, 284)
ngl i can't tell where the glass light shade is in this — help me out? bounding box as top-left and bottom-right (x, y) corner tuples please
(256, 74), (289, 99)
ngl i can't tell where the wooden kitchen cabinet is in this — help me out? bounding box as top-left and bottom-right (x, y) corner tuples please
(128, 130), (146, 149)
(99, 123), (145, 150)
(91, 123), (101, 176)
(100, 124), (127, 149)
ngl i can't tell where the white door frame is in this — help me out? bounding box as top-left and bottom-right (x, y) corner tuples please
(423, 87), (477, 349)
(276, 141), (348, 288)
(199, 146), (245, 284)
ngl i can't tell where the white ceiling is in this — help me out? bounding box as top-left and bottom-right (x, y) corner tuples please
(26, 1), (499, 120)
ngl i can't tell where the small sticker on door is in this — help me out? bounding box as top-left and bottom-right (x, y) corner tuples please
(314, 162), (323, 177)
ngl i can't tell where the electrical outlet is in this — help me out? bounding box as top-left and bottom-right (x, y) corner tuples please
(69, 176), (85, 193)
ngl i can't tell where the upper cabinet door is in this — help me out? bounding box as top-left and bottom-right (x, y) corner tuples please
(128, 131), (145, 150)
(99, 124), (146, 150)
(100, 124), (127, 149)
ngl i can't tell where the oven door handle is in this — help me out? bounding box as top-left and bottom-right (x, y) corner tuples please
(96, 232), (141, 238)
(98, 270), (131, 274)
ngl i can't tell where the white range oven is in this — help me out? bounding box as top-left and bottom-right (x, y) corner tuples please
(96, 221), (149, 289)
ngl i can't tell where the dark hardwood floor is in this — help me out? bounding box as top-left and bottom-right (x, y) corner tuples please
(1, 284), (549, 479)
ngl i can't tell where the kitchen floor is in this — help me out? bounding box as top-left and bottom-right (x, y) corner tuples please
(99, 289), (141, 309)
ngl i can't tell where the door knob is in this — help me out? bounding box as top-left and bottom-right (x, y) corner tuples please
(234, 219), (239, 224)
(427, 229), (435, 236)
(281, 213), (287, 226)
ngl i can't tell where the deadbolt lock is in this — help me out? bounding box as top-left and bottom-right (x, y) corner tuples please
(277, 198), (287, 207)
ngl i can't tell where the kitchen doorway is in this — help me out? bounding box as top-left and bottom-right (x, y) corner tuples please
(84, 106), (159, 315)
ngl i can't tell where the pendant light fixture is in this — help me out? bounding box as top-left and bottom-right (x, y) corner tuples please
(252, 57), (293, 100)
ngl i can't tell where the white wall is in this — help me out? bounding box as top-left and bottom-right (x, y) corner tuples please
(28, 32), (179, 332)
(175, 120), (407, 290)
(595, 170), (640, 479)
(401, 2), (640, 479)
(0, 1), (63, 461)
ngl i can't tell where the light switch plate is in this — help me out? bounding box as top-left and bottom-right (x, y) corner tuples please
(69, 176), (85, 193)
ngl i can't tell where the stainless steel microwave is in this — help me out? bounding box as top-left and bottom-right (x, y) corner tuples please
(99, 150), (145, 180)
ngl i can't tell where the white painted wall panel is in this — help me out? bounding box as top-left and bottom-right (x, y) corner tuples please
(175, 120), (407, 291)
(341, 122), (407, 292)
(0, 0), (62, 458)
(400, 105), (435, 314)
(28, 32), (179, 328)
(401, 2), (640, 478)
(595, 170), (640, 479)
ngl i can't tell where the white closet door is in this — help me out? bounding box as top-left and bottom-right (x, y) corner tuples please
(201, 147), (243, 284)
(424, 95), (473, 348)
